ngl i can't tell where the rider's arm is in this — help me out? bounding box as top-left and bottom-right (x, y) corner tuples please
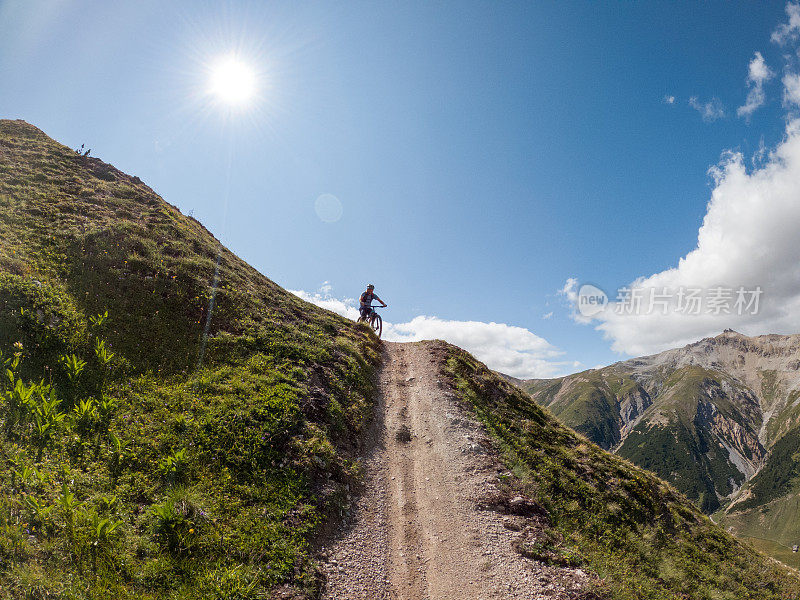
(374, 294), (387, 307)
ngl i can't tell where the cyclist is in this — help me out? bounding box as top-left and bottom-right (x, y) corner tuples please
(359, 284), (387, 321)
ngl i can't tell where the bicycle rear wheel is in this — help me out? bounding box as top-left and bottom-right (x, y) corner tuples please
(371, 313), (382, 338)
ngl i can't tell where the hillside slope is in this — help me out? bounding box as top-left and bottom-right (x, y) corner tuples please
(0, 119), (381, 598)
(523, 331), (800, 510)
(522, 330), (800, 561)
(3, 120), (799, 599)
(435, 342), (800, 598)
(715, 424), (800, 569)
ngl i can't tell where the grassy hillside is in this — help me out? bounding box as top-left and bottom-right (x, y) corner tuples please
(730, 426), (800, 513)
(0, 119), (381, 598)
(717, 492), (800, 571)
(523, 369), (650, 451)
(522, 333), (800, 567)
(716, 425), (800, 562)
(444, 345), (800, 600)
(528, 358), (768, 514)
(544, 373), (622, 450)
(616, 366), (756, 513)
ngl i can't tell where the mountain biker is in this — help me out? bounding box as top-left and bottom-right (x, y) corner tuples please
(359, 284), (386, 321)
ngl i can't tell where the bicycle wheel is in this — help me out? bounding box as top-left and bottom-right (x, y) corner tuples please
(372, 313), (382, 338)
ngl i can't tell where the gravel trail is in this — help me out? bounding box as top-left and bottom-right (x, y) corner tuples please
(320, 341), (590, 599)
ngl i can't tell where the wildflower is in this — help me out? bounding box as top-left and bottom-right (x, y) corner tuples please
(189, 528), (194, 534)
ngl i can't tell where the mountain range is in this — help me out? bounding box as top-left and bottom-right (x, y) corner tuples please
(522, 329), (800, 566)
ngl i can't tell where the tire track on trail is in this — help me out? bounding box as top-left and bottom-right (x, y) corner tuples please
(320, 341), (590, 599)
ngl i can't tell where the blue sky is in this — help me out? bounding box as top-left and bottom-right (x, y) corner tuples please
(3, 1), (800, 377)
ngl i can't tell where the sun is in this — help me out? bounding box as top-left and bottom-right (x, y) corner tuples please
(208, 55), (257, 106)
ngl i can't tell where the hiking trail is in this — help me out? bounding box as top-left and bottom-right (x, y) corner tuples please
(319, 341), (590, 599)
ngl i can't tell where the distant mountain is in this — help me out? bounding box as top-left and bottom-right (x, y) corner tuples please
(521, 330), (800, 546)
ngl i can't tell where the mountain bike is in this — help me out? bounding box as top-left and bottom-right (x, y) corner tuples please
(359, 305), (385, 338)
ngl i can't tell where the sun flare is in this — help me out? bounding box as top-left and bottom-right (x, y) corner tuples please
(208, 56), (257, 106)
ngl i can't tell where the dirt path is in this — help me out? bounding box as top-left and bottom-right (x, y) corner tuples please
(320, 341), (589, 599)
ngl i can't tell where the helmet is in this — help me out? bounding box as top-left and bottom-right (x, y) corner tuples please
(367, 284), (375, 289)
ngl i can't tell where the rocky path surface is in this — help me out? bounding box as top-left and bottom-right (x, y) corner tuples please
(320, 341), (590, 599)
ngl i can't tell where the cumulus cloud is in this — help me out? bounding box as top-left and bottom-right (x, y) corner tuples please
(568, 119), (800, 356)
(783, 73), (800, 106)
(738, 52), (774, 117)
(290, 287), (570, 378)
(290, 287), (361, 321)
(384, 317), (566, 378)
(771, 2), (800, 45)
(753, 136), (768, 167)
(689, 96), (726, 122)
(559, 278), (578, 303)
(559, 277), (596, 324)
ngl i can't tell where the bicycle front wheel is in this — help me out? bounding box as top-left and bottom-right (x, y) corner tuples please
(372, 313), (382, 338)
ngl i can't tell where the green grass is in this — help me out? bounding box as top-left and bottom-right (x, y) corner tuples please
(0, 119), (382, 598)
(760, 370), (781, 410)
(530, 371), (622, 450)
(604, 372), (643, 398)
(739, 537), (800, 571)
(550, 380), (620, 450)
(718, 490), (800, 565)
(522, 377), (563, 399)
(442, 344), (800, 600)
(528, 370), (653, 455)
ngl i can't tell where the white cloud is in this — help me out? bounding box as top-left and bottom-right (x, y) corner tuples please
(689, 96), (726, 122)
(559, 277), (597, 325)
(542, 311), (554, 320)
(663, 95), (676, 105)
(753, 136), (768, 167)
(384, 317), (566, 378)
(738, 52), (774, 117)
(559, 278), (578, 303)
(783, 72), (800, 106)
(570, 119), (800, 356)
(290, 288), (361, 321)
(289, 289), (571, 378)
(772, 2), (800, 45)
